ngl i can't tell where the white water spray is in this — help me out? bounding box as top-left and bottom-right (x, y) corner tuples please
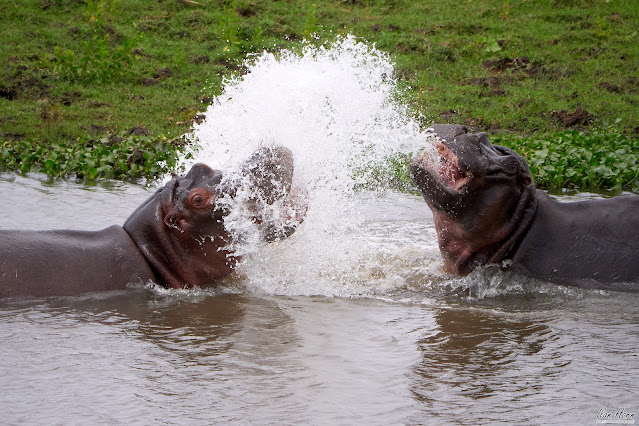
(186, 36), (443, 296)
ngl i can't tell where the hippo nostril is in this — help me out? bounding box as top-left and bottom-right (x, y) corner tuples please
(164, 212), (179, 229)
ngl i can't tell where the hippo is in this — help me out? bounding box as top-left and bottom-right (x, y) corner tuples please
(0, 146), (306, 298)
(410, 124), (639, 291)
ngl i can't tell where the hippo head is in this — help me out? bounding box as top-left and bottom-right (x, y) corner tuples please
(123, 163), (235, 289)
(410, 124), (537, 274)
(410, 124), (533, 218)
(123, 146), (306, 289)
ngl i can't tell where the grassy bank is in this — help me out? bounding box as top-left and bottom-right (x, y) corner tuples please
(1, 0), (637, 190)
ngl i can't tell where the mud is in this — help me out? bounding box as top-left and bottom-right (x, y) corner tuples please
(548, 106), (594, 127)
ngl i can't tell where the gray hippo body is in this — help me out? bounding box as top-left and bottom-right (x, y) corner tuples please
(0, 146), (306, 298)
(0, 226), (154, 298)
(410, 124), (639, 291)
(512, 191), (639, 289)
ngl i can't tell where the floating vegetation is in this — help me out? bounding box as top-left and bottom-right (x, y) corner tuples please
(494, 130), (639, 193)
(0, 134), (188, 182)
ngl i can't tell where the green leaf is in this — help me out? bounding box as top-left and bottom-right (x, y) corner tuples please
(483, 38), (501, 53)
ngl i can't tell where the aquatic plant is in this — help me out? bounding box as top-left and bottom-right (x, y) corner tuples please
(0, 134), (187, 182)
(494, 130), (639, 193)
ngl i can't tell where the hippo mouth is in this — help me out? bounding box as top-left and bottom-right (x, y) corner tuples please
(416, 141), (473, 192)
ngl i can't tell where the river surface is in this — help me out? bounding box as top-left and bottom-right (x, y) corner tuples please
(2, 37), (638, 424)
(1, 173), (638, 425)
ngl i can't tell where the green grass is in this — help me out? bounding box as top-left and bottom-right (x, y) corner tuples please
(0, 0), (637, 189)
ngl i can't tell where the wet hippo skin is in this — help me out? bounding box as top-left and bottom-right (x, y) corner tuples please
(0, 146), (306, 298)
(1, 226), (155, 298)
(410, 124), (639, 291)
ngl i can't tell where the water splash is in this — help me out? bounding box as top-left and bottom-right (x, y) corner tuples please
(189, 36), (424, 170)
(186, 36), (442, 296)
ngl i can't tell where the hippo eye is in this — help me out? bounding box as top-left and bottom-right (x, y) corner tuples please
(188, 189), (211, 209)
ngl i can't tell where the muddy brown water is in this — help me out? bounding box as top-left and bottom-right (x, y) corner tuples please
(1, 173), (637, 424)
